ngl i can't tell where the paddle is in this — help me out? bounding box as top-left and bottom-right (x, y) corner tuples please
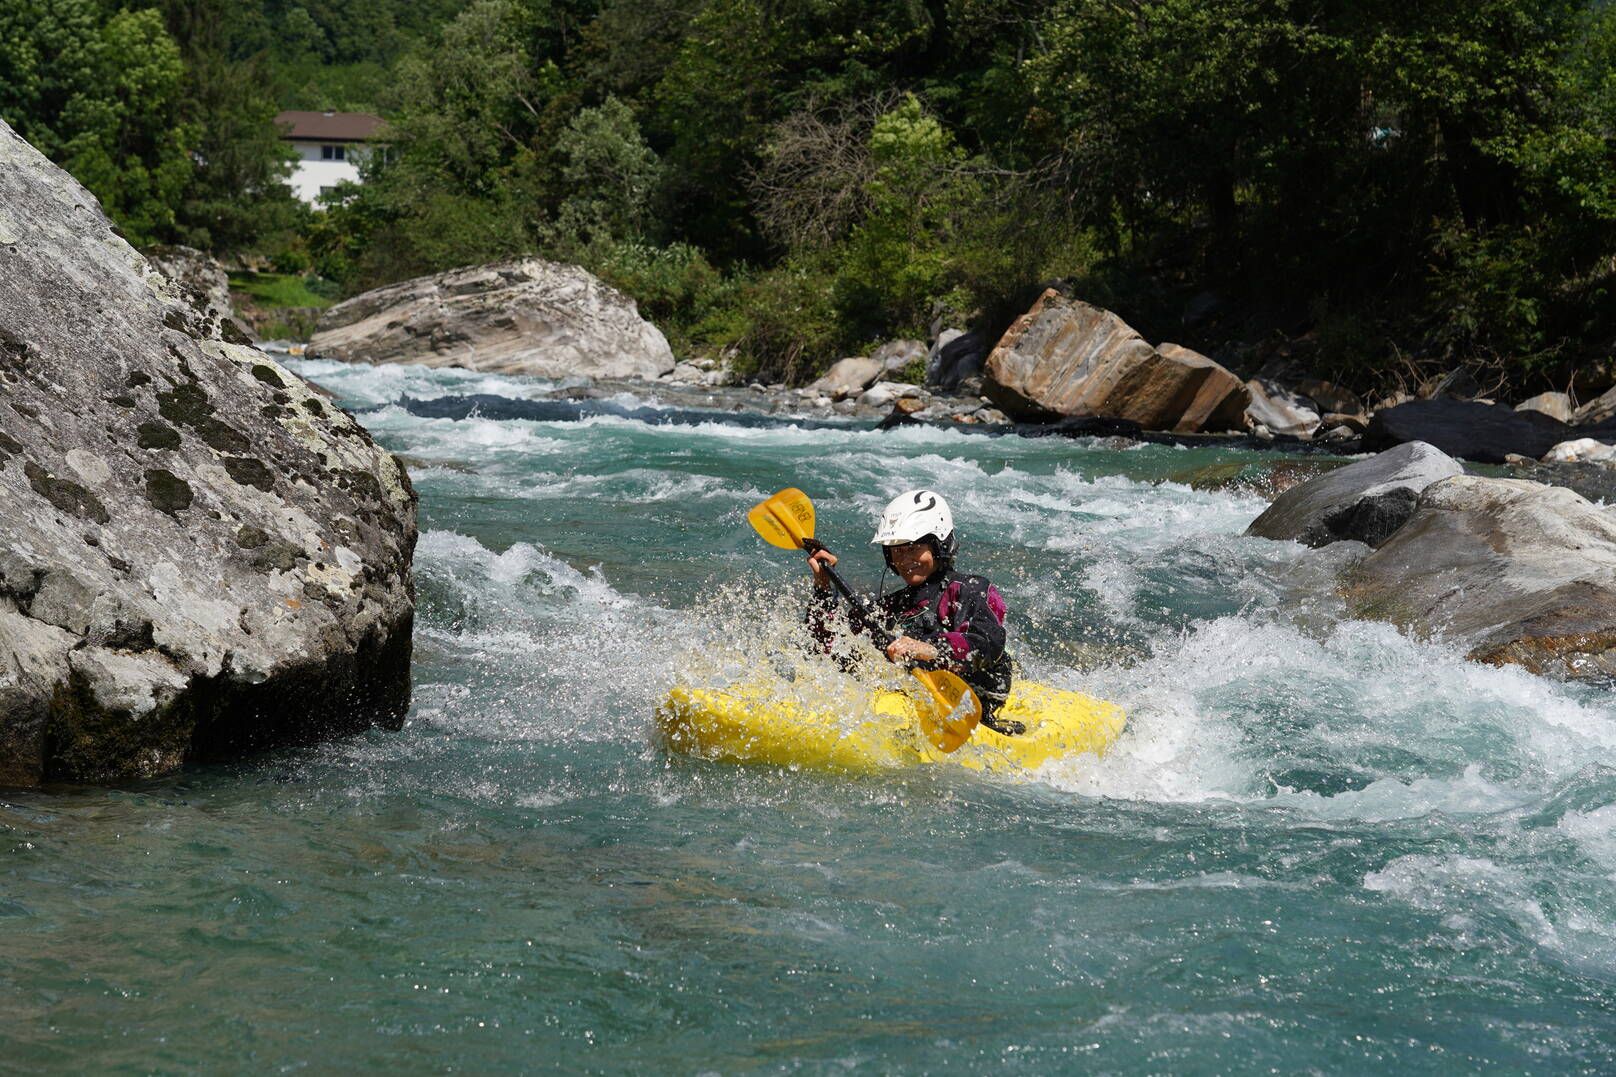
(748, 487), (983, 752)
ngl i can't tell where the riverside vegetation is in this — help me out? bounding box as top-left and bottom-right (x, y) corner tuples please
(2, 0), (1614, 398)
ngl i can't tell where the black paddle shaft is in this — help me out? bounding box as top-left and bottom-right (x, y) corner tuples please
(801, 537), (896, 648)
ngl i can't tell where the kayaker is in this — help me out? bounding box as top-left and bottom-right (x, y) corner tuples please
(805, 489), (1022, 734)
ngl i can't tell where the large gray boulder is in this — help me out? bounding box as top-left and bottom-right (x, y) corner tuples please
(310, 259), (675, 380)
(0, 121), (416, 787)
(983, 290), (1247, 431)
(1246, 442), (1464, 547)
(143, 245), (250, 341)
(1342, 476), (1616, 684)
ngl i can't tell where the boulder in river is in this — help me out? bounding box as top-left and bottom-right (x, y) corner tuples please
(1245, 442), (1464, 547)
(807, 356), (883, 399)
(1155, 344), (1251, 432)
(1361, 398), (1572, 463)
(926, 328), (991, 389)
(1169, 458), (1349, 500)
(0, 120), (416, 787)
(983, 291), (1247, 431)
(1244, 378), (1321, 438)
(1341, 476), (1616, 685)
(309, 259), (674, 380)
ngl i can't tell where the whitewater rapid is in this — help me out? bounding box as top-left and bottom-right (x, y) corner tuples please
(7, 357), (1611, 1073)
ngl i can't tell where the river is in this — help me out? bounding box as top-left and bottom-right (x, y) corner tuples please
(5, 359), (1616, 1073)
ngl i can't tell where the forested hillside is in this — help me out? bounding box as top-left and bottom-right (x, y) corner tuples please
(3, 0), (1614, 392)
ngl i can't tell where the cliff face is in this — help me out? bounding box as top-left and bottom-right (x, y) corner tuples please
(0, 120), (417, 787)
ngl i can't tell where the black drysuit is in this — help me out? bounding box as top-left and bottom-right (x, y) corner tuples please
(807, 569), (1019, 732)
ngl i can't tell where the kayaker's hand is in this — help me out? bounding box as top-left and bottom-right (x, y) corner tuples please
(806, 548), (837, 589)
(886, 636), (939, 664)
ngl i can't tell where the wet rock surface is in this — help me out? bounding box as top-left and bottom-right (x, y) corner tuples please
(0, 120), (416, 787)
(309, 258), (674, 380)
(1245, 442), (1465, 548)
(1341, 476), (1616, 686)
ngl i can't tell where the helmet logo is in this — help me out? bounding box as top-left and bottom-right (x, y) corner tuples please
(913, 492), (936, 511)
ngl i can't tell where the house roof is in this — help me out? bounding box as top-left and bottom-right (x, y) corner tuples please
(274, 111), (385, 142)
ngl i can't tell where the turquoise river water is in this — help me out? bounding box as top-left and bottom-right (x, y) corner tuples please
(5, 359), (1616, 1074)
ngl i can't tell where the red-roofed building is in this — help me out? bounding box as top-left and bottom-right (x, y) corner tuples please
(274, 110), (386, 205)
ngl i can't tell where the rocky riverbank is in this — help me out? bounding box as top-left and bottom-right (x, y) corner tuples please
(1245, 442), (1616, 686)
(290, 260), (1616, 489)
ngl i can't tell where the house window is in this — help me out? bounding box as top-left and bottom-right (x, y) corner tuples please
(321, 144), (346, 161)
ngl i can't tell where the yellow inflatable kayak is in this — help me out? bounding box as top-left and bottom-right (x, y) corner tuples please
(656, 678), (1126, 776)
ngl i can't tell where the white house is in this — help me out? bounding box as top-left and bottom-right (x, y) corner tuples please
(274, 110), (385, 205)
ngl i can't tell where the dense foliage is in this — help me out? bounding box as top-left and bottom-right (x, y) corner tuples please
(3, 0), (1613, 391)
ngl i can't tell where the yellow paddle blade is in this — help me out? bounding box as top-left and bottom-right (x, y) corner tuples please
(912, 669), (982, 753)
(747, 487), (816, 549)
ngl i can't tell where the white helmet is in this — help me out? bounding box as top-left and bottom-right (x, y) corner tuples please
(871, 489), (954, 546)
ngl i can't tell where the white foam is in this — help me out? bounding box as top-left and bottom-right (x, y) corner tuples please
(287, 357), (560, 405)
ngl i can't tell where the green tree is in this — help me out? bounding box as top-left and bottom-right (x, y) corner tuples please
(158, 0), (303, 253)
(316, 0), (564, 280)
(649, 0), (946, 262)
(550, 96), (663, 250)
(833, 93), (980, 335)
(0, 2), (197, 245)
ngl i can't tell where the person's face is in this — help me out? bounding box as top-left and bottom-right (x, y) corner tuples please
(887, 542), (936, 586)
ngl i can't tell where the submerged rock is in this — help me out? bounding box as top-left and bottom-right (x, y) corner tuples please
(1342, 476), (1616, 685)
(0, 120), (416, 787)
(1245, 442), (1463, 547)
(1508, 460), (1616, 506)
(309, 259), (674, 380)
